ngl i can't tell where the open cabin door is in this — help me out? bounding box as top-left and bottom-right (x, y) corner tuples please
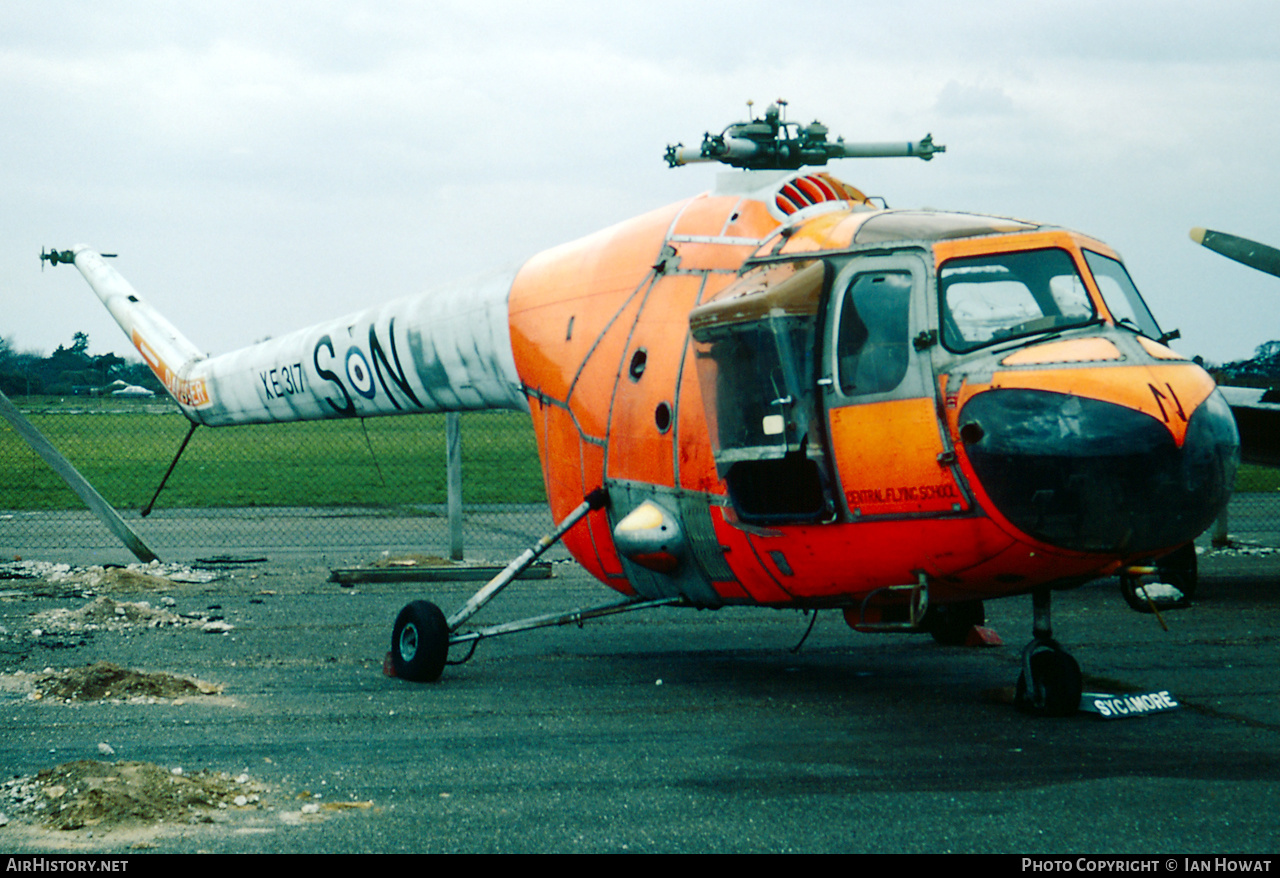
(690, 261), (836, 524)
(820, 251), (970, 519)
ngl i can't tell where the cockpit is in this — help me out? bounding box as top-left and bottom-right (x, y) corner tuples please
(689, 212), (1234, 543)
(938, 247), (1097, 352)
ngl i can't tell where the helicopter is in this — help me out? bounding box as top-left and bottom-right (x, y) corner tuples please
(43, 102), (1242, 717)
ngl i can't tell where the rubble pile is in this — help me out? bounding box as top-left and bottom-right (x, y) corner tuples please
(31, 596), (232, 635)
(32, 661), (222, 702)
(0, 560), (219, 594)
(0, 761), (266, 831)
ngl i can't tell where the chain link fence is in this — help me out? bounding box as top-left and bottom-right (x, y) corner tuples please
(0, 397), (554, 564)
(3, 394), (1278, 566)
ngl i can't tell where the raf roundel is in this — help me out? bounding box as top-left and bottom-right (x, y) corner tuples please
(345, 347), (376, 399)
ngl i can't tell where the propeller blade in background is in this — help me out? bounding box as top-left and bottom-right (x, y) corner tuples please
(1190, 227), (1280, 279)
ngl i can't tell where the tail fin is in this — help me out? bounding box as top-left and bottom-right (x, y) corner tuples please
(58, 246), (527, 426)
(67, 246), (211, 411)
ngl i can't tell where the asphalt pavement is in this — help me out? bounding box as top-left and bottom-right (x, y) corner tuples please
(0, 517), (1278, 853)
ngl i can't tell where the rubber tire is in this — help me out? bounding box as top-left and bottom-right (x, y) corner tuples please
(924, 600), (985, 646)
(391, 600), (449, 682)
(1119, 571), (1155, 613)
(1015, 648), (1082, 717)
(1121, 544), (1197, 612)
(1157, 542), (1198, 602)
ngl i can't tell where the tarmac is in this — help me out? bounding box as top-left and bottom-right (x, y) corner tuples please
(0, 500), (1278, 854)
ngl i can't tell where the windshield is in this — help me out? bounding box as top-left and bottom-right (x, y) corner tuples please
(939, 248), (1097, 353)
(1083, 250), (1162, 340)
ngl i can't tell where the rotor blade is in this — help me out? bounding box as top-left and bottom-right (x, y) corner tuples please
(1190, 227), (1280, 279)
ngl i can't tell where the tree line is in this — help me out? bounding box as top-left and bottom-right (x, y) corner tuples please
(1211, 340), (1280, 388)
(0, 332), (163, 397)
(5, 330), (1278, 400)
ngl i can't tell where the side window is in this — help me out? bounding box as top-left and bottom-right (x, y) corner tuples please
(1083, 249), (1163, 339)
(837, 271), (912, 396)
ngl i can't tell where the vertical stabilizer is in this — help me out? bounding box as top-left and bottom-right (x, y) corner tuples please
(67, 245), (211, 412)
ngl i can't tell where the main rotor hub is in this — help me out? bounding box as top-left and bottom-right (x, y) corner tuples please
(664, 100), (945, 170)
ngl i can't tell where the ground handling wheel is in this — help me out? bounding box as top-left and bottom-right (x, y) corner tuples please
(1015, 645), (1082, 717)
(1120, 542), (1197, 613)
(391, 600), (450, 682)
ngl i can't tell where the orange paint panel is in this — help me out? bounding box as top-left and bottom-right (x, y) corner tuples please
(709, 514), (796, 604)
(987, 363), (1217, 446)
(928, 536), (1106, 599)
(1001, 337), (1122, 365)
(565, 289), (651, 439)
(539, 402), (587, 519)
(1137, 336), (1189, 360)
(829, 398), (968, 516)
(132, 329), (210, 407)
(666, 241), (760, 271)
(675, 342), (721, 494)
(537, 401), (626, 583)
(933, 230), (1097, 263)
(777, 210), (854, 254)
(509, 201), (685, 403)
(604, 274), (706, 486)
(717, 515), (1092, 604)
(723, 199), (781, 240)
(669, 194), (743, 237)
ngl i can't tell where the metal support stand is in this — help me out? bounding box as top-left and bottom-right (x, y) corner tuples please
(449, 595), (682, 646)
(446, 487), (607, 630)
(142, 421), (198, 516)
(851, 572), (930, 631)
(0, 388), (158, 562)
(389, 487), (618, 682)
(1030, 585), (1053, 642)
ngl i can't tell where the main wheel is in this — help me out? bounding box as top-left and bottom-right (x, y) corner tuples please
(1015, 648), (1082, 717)
(1157, 542), (1198, 602)
(391, 600), (449, 682)
(1121, 544), (1197, 612)
(923, 600), (985, 645)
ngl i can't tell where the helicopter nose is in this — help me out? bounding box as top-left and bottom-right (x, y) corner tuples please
(958, 386), (1239, 555)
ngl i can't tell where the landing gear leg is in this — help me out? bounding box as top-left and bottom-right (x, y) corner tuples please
(388, 488), (678, 684)
(1015, 586), (1082, 717)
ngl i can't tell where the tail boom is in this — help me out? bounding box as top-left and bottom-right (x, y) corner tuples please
(67, 246), (527, 426)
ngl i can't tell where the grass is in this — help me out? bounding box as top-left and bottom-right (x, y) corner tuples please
(0, 401), (546, 510)
(1234, 464), (1280, 493)
(5, 396), (1275, 511)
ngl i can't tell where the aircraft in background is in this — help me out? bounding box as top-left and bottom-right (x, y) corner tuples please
(45, 103), (1241, 716)
(1189, 227), (1280, 468)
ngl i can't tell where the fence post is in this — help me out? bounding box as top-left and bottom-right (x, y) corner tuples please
(447, 411), (463, 560)
(1213, 504), (1230, 547)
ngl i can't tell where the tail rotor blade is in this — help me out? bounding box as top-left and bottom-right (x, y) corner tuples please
(1190, 227), (1280, 279)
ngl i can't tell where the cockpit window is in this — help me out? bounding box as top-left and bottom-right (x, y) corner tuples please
(939, 248), (1097, 353)
(1083, 249), (1162, 340)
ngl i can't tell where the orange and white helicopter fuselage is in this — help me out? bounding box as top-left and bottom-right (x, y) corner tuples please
(54, 139), (1239, 715)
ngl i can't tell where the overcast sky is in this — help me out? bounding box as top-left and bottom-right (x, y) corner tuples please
(5, 0), (1279, 365)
